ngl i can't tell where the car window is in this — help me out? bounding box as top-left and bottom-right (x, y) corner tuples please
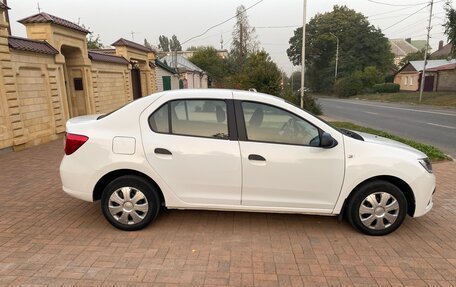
(242, 102), (320, 146)
(149, 103), (169, 133)
(150, 99), (229, 139)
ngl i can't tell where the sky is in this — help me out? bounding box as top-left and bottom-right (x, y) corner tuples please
(6, 0), (449, 75)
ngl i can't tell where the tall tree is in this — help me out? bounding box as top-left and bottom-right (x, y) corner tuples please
(287, 5), (394, 92)
(81, 24), (103, 49)
(144, 38), (152, 50)
(444, 1), (456, 56)
(170, 35), (182, 51)
(158, 35), (170, 52)
(398, 49), (429, 67)
(230, 5), (259, 68)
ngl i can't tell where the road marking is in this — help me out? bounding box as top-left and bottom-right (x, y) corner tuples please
(427, 123), (456, 129)
(319, 98), (456, 117)
(364, 111), (379, 115)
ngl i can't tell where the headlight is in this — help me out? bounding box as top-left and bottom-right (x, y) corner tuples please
(418, 158), (433, 173)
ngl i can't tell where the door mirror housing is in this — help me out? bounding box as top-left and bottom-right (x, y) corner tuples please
(320, 132), (338, 148)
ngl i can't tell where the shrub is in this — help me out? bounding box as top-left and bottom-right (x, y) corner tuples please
(334, 74), (363, 97)
(280, 90), (322, 115)
(372, 83), (400, 93)
(360, 66), (384, 88)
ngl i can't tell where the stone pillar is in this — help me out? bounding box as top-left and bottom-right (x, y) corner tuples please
(147, 51), (157, 94)
(0, 4), (25, 149)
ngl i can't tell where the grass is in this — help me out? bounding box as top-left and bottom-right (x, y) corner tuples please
(330, 121), (450, 162)
(353, 91), (456, 108)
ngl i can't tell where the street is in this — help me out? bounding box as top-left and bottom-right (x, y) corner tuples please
(318, 97), (456, 158)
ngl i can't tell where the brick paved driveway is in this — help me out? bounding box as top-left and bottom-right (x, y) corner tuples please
(0, 140), (455, 287)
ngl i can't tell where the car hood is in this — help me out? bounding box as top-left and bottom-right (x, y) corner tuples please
(355, 131), (427, 158)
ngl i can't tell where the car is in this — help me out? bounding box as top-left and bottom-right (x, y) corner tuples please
(60, 89), (435, 235)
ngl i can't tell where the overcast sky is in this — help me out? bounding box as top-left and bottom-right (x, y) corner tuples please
(7, 0), (448, 75)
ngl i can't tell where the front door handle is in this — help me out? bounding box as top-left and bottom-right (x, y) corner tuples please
(248, 154), (266, 161)
(154, 148), (172, 155)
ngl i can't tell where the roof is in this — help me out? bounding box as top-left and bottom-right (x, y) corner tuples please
(111, 38), (152, 53)
(89, 48), (116, 55)
(410, 40), (429, 51)
(389, 39), (418, 57)
(88, 51), (129, 65)
(160, 54), (205, 73)
(431, 43), (453, 59)
(426, 63), (456, 72)
(155, 59), (177, 74)
(18, 12), (90, 34)
(396, 59), (456, 74)
(8, 36), (59, 55)
(0, 2), (10, 9)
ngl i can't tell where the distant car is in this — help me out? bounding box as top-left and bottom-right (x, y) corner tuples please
(60, 89), (435, 235)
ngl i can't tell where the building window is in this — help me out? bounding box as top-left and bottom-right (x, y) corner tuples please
(409, 77), (413, 86)
(74, 78), (83, 91)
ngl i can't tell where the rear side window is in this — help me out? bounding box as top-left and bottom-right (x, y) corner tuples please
(149, 100), (229, 140)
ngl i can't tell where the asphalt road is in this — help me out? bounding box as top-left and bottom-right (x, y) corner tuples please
(318, 97), (456, 158)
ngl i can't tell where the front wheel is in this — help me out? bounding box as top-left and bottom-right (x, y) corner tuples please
(347, 180), (407, 236)
(101, 175), (160, 231)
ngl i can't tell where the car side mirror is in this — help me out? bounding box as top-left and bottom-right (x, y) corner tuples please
(320, 132), (338, 148)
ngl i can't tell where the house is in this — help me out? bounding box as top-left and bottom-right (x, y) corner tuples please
(160, 54), (208, 89)
(153, 59), (179, 91)
(430, 41), (453, 59)
(389, 39), (419, 66)
(394, 59), (456, 92)
(0, 6), (160, 151)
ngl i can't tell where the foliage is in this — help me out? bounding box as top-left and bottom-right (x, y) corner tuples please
(234, 51), (282, 95)
(188, 46), (227, 86)
(144, 38), (152, 50)
(230, 5), (259, 71)
(444, 1), (456, 57)
(334, 74), (363, 97)
(81, 24), (103, 49)
(158, 35), (182, 52)
(280, 88), (322, 115)
(287, 5), (394, 92)
(372, 83), (400, 93)
(360, 66), (384, 88)
(330, 122), (450, 161)
(288, 71), (302, 92)
(398, 49), (428, 67)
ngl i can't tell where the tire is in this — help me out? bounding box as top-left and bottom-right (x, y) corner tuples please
(101, 175), (160, 231)
(346, 180), (407, 236)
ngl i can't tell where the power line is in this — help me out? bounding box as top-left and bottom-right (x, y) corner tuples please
(367, 5), (418, 17)
(254, 25), (300, 29)
(182, 0), (264, 45)
(366, 0), (429, 7)
(383, 4), (430, 31)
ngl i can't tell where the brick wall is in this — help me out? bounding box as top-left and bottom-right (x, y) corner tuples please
(437, 70), (456, 91)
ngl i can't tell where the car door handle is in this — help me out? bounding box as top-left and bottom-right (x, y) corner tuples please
(248, 154), (266, 161)
(154, 148), (172, 155)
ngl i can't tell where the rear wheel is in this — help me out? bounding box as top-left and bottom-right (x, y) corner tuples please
(347, 180), (407, 236)
(101, 175), (160, 231)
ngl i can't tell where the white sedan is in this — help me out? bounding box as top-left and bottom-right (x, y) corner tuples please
(60, 89), (435, 235)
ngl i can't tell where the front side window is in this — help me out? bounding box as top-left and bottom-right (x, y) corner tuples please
(242, 102), (320, 146)
(149, 99), (229, 139)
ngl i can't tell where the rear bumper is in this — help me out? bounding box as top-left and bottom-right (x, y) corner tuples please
(60, 155), (96, 202)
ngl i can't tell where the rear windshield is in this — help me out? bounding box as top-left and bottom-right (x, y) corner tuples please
(97, 101), (135, 120)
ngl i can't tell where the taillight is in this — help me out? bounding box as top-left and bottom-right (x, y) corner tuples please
(64, 133), (89, 155)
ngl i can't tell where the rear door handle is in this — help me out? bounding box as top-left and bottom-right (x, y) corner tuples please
(248, 154), (266, 161)
(154, 148), (172, 155)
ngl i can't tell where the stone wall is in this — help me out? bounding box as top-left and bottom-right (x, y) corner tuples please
(437, 70), (456, 91)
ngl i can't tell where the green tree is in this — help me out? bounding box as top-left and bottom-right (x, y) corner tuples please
(360, 66), (384, 88)
(144, 38), (152, 50)
(287, 5), (394, 92)
(158, 35), (170, 51)
(398, 49), (429, 67)
(444, 1), (456, 56)
(81, 24), (103, 49)
(236, 51), (281, 95)
(170, 35), (182, 51)
(189, 46), (227, 86)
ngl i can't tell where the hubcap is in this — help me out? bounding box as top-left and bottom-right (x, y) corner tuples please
(108, 187), (149, 225)
(359, 192), (399, 230)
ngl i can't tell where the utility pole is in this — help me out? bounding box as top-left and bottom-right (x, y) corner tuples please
(37, 2), (41, 13)
(330, 32), (339, 84)
(300, 0), (307, 108)
(419, 0), (433, 103)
